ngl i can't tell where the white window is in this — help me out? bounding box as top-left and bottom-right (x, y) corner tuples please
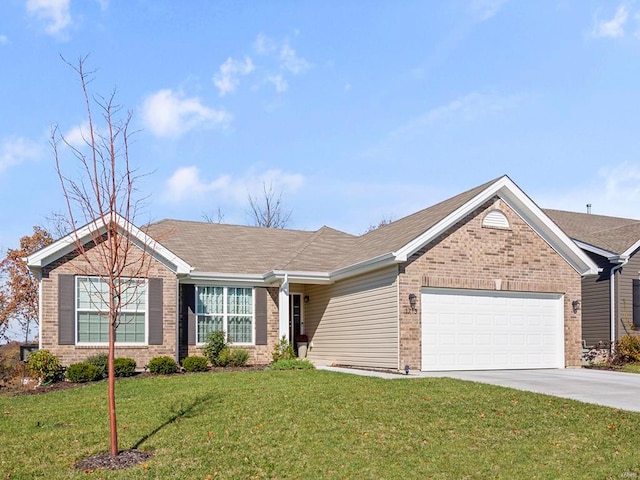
(196, 286), (253, 344)
(76, 276), (147, 344)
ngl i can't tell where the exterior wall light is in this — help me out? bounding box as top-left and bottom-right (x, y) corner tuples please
(304, 295), (310, 304)
(572, 300), (581, 313)
(408, 293), (417, 312)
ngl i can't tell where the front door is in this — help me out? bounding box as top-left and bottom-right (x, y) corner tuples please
(289, 294), (302, 354)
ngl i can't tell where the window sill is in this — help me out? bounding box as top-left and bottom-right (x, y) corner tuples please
(75, 344), (149, 349)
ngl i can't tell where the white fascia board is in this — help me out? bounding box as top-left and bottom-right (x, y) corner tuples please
(330, 252), (398, 282)
(26, 212), (193, 275)
(622, 239), (640, 259)
(498, 182), (599, 276)
(394, 176), (510, 262)
(573, 240), (618, 260)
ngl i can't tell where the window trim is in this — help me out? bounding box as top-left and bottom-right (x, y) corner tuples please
(75, 275), (149, 346)
(195, 286), (255, 346)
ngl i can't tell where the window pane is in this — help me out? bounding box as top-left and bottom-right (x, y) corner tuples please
(228, 315), (252, 343)
(77, 277), (108, 310)
(120, 280), (146, 312)
(197, 287), (223, 315)
(78, 311), (109, 343)
(227, 288), (252, 315)
(116, 313), (145, 343)
(197, 315), (223, 343)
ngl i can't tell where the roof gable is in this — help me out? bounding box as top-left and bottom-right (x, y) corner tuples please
(26, 213), (192, 275)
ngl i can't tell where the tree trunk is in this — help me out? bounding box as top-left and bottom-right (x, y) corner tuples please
(108, 303), (118, 456)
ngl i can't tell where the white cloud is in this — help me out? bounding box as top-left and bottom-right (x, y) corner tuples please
(0, 137), (42, 174)
(213, 57), (255, 97)
(26, 0), (72, 37)
(267, 74), (288, 93)
(468, 0), (509, 22)
(535, 163), (640, 219)
(164, 166), (304, 204)
(0, 35), (9, 45)
(255, 33), (276, 55)
(141, 89), (231, 138)
(62, 122), (91, 148)
(361, 91), (522, 162)
(279, 42), (311, 74)
(253, 34), (312, 93)
(592, 5), (629, 38)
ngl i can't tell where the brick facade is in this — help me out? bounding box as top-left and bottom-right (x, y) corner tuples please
(397, 198), (583, 370)
(41, 242), (178, 368)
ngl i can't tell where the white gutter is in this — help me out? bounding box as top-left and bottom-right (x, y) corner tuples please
(610, 256), (629, 350)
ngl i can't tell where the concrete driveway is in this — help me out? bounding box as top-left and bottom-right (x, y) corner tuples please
(319, 366), (640, 412)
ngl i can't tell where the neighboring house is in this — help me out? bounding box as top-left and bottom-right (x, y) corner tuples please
(27, 176), (598, 372)
(545, 209), (640, 349)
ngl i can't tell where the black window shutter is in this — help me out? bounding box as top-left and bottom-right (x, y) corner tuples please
(148, 278), (163, 345)
(633, 279), (640, 328)
(255, 287), (268, 345)
(182, 284), (196, 345)
(58, 274), (75, 345)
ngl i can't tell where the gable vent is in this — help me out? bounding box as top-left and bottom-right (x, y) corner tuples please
(482, 210), (510, 229)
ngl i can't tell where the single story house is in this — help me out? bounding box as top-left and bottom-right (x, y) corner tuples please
(27, 175), (599, 371)
(545, 209), (640, 349)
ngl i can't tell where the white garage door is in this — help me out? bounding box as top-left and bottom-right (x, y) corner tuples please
(421, 288), (564, 371)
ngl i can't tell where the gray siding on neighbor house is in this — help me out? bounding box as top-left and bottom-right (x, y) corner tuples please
(617, 250), (640, 339)
(304, 265), (398, 369)
(581, 273), (610, 347)
(580, 251), (612, 347)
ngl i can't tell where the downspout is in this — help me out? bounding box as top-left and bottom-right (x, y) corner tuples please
(610, 256), (629, 351)
(279, 274), (290, 341)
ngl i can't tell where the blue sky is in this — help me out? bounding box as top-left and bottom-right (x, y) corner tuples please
(1, 0), (640, 253)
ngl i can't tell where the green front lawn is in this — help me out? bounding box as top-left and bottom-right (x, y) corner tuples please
(2, 370), (639, 479)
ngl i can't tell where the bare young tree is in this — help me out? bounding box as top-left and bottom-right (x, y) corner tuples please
(363, 215), (394, 234)
(247, 182), (292, 229)
(202, 206), (225, 224)
(53, 56), (151, 458)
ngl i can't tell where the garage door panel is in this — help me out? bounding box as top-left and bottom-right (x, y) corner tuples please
(421, 288), (564, 371)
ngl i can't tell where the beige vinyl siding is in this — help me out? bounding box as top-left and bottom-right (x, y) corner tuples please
(304, 265), (398, 369)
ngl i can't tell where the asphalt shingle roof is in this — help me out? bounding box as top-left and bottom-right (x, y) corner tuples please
(544, 209), (640, 255)
(144, 177), (503, 275)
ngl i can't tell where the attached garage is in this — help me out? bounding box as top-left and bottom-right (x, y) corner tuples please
(421, 288), (564, 371)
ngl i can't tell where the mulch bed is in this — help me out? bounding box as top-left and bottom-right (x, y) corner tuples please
(75, 449), (154, 471)
(7, 365), (269, 397)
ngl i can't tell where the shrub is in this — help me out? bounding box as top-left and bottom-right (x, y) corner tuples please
(272, 336), (295, 362)
(203, 330), (230, 367)
(114, 357), (136, 377)
(270, 359), (315, 370)
(228, 349), (249, 367)
(182, 356), (209, 372)
(613, 335), (640, 364)
(148, 356), (178, 375)
(86, 353), (108, 379)
(217, 348), (250, 367)
(65, 362), (103, 383)
(26, 350), (62, 384)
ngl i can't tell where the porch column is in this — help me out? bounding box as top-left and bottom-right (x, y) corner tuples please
(279, 275), (290, 341)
